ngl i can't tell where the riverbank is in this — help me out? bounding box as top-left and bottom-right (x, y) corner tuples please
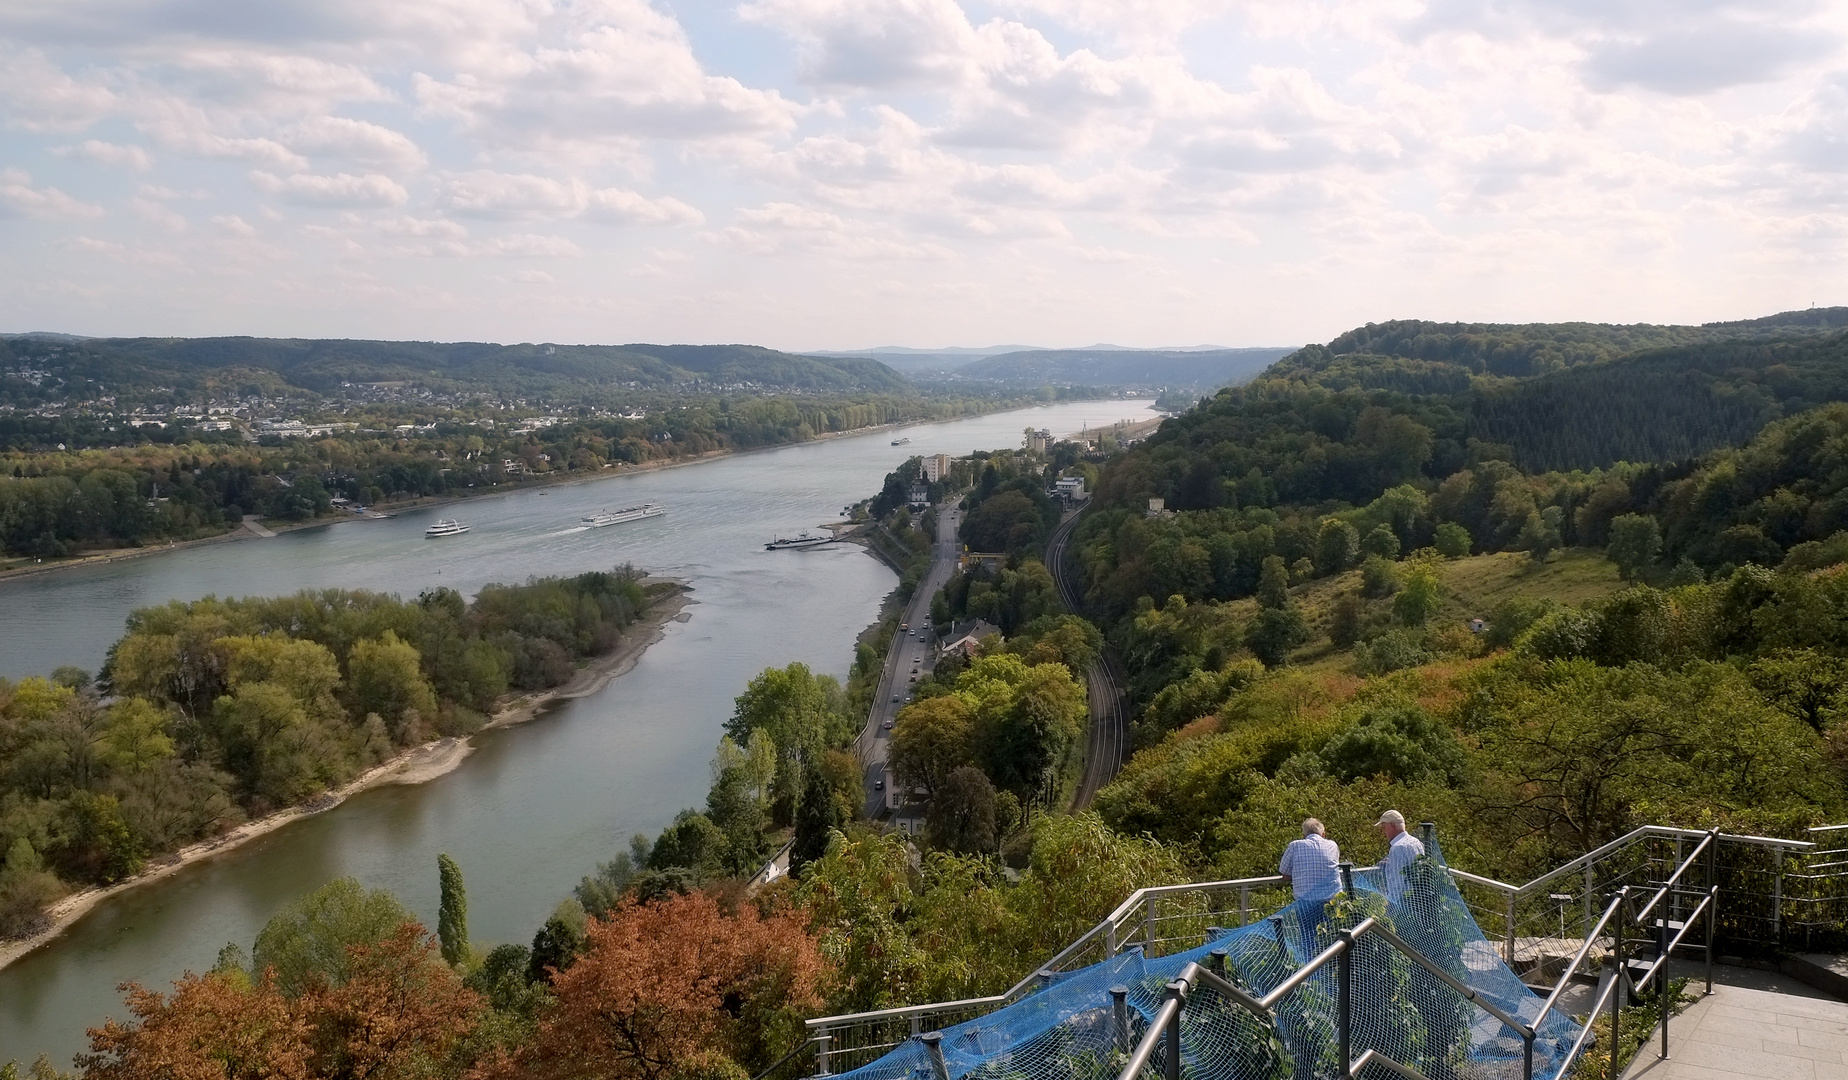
(0, 578), (693, 975)
(0, 401), (1020, 585)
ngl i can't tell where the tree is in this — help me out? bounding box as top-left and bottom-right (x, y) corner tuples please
(437, 853), (468, 968)
(1392, 563), (1441, 627)
(1607, 513), (1662, 581)
(501, 892), (824, 1079)
(791, 766), (850, 875)
(251, 877), (416, 996)
(724, 664), (847, 771)
(1433, 522), (1471, 559)
(1321, 704), (1464, 784)
(926, 767), (998, 855)
(346, 631), (438, 741)
(1329, 594), (1364, 649)
(1255, 555), (1290, 610)
(1313, 519), (1360, 577)
(1247, 606), (1310, 667)
(79, 970), (311, 1080)
(1360, 525), (1401, 561)
(887, 696), (975, 798)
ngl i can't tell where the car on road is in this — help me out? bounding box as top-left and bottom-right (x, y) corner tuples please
(874, 777), (885, 791)
(891, 695), (900, 703)
(882, 719), (893, 729)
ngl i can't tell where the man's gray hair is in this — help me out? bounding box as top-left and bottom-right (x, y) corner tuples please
(1302, 818), (1325, 837)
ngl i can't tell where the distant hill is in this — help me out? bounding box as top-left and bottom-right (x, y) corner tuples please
(953, 348), (1294, 388)
(0, 335), (913, 402)
(1251, 308), (1848, 471)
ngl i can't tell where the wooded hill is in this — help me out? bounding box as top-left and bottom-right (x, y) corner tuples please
(1259, 308), (1848, 471)
(0, 335), (912, 408)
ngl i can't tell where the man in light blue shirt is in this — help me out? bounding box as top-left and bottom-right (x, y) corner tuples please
(1279, 818), (1341, 902)
(1279, 818), (1341, 960)
(1376, 809), (1425, 905)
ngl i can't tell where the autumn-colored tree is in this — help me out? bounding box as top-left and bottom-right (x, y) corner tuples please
(298, 922), (483, 1079)
(79, 970), (311, 1080)
(501, 892), (824, 1080)
(79, 921), (481, 1080)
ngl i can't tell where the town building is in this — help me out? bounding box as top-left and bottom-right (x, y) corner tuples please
(922, 453), (951, 482)
(1055, 476), (1087, 502)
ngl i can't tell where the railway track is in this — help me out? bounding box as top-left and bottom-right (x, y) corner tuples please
(1045, 508), (1129, 809)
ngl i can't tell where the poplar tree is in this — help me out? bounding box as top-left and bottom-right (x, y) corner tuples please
(437, 852), (468, 968)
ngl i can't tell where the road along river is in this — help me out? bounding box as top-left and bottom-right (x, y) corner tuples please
(0, 399), (1159, 1066)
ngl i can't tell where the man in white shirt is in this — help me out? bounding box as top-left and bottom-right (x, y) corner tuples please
(1279, 818), (1341, 960)
(1376, 809), (1425, 905)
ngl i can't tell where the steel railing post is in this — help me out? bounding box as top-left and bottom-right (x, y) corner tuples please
(816, 1031), (832, 1076)
(920, 1032), (949, 1080)
(1339, 861), (1355, 897)
(1209, 948), (1228, 976)
(1706, 885), (1717, 995)
(1506, 889), (1519, 966)
(1420, 821), (1436, 851)
(1523, 1030), (1534, 1080)
(1106, 921), (1118, 958)
(1110, 985), (1131, 1053)
(1163, 980), (1187, 1080)
(1611, 889), (1626, 1080)
(1338, 930), (1354, 1078)
(1658, 905), (1671, 1060)
(1775, 847), (1785, 944)
(1240, 883), (1251, 926)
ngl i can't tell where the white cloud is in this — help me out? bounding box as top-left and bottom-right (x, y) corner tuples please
(55, 139), (152, 170)
(0, 169), (104, 219)
(130, 196), (188, 231)
(282, 117), (426, 169)
(586, 187), (703, 225)
(414, 0), (798, 151)
(251, 170), (409, 207)
(0, 50), (117, 131)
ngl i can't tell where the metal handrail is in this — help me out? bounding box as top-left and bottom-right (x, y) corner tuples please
(1632, 830), (1715, 928)
(1113, 914), (1539, 1080)
(1531, 889), (1624, 1030)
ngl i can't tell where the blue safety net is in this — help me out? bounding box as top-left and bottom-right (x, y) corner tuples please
(830, 840), (1582, 1080)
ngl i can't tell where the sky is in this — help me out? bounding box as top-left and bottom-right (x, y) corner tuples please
(2, 0), (1847, 351)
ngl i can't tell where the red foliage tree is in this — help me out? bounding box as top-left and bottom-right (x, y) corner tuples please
(498, 892), (826, 1080)
(79, 921), (482, 1080)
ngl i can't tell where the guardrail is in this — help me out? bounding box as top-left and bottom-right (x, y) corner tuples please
(798, 821), (1842, 1078)
(804, 872), (1293, 1073)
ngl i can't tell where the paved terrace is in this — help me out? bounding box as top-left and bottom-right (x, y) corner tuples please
(1623, 959), (1848, 1080)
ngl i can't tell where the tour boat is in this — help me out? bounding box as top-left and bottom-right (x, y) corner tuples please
(891, 437), (911, 446)
(425, 519), (470, 537)
(582, 503), (666, 528)
(765, 533), (833, 551)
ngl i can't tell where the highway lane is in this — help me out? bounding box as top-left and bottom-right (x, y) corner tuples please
(1045, 507), (1130, 809)
(859, 501), (963, 819)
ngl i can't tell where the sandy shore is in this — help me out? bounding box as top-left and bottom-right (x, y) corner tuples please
(0, 580), (693, 974)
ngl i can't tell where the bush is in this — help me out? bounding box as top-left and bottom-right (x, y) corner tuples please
(1321, 704), (1465, 785)
(1353, 628), (1432, 675)
(1434, 522), (1472, 558)
(1361, 555), (1401, 598)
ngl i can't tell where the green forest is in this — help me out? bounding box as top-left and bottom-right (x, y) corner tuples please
(0, 568), (671, 938)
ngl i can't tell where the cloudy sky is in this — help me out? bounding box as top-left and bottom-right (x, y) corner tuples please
(2, 0), (1846, 350)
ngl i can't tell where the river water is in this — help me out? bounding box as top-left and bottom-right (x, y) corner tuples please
(0, 399), (1158, 1066)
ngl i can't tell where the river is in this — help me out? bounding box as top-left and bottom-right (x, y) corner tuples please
(0, 399), (1158, 1066)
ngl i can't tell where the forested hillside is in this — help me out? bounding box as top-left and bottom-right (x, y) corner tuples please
(0, 335), (910, 407)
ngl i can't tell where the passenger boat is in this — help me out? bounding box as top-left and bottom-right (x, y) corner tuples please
(765, 533), (834, 551)
(582, 503), (666, 528)
(891, 437), (911, 446)
(425, 519), (470, 537)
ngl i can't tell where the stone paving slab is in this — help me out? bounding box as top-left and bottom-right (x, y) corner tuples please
(1623, 961), (1848, 1080)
